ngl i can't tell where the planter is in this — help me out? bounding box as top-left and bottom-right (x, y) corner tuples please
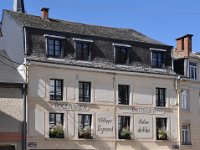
(49, 124), (64, 138)
(158, 129), (167, 140)
(119, 127), (131, 139)
(79, 128), (92, 139)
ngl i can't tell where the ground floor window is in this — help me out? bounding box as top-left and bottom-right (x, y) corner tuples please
(118, 116), (131, 139)
(0, 145), (15, 150)
(49, 113), (64, 138)
(156, 118), (167, 140)
(78, 114), (92, 139)
(182, 124), (191, 145)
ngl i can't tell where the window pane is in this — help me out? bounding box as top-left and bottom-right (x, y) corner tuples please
(115, 47), (127, 64)
(47, 38), (61, 58)
(79, 82), (91, 102)
(118, 85), (129, 105)
(50, 79), (63, 100)
(152, 51), (164, 68)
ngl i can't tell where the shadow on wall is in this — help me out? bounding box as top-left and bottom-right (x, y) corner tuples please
(117, 140), (172, 150)
(0, 111), (23, 150)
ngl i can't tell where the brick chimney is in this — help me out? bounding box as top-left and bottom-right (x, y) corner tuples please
(41, 8), (49, 19)
(176, 34), (193, 58)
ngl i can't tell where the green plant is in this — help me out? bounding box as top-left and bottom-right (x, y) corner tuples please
(49, 124), (64, 138)
(79, 127), (92, 139)
(120, 127), (131, 139)
(158, 129), (167, 140)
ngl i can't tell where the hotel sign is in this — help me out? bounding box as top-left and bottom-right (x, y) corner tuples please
(134, 115), (153, 139)
(51, 102), (89, 111)
(117, 107), (166, 115)
(96, 113), (114, 137)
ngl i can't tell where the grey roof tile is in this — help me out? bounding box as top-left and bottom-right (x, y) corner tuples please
(0, 49), (24, 84)
(5, 10), (169, 46)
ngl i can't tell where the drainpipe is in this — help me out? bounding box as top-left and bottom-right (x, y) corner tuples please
(22, 82), (27, 150)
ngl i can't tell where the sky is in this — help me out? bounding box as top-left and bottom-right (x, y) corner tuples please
(1, 0), (200, 51)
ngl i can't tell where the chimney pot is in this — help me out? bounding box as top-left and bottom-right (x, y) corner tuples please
(175, 34), (193, 58)
(41, 7), (49, 19)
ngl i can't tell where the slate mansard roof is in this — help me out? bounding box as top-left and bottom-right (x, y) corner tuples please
(0, 50), (24, 84)
(3, 10), (175, 76)
(5, 10), (168, 46)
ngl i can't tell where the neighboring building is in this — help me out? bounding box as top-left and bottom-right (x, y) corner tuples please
(0, 50), (24, 150)
(0, 6), (180, 150)
(173, 35), (200, 150)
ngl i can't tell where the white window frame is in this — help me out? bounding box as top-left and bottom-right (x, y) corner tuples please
(75, 112), (95, 139)
(116, 114), (133, 139)
(46, 111), (67, 139)
(182, 124), (191, 145)
(188, 61), (197, 80)
(180, 90), (190, 111)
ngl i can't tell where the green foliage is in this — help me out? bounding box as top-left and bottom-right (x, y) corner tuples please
(158, 129), (167, 140)
(120, 127), (131, 139)
(49, 124), (64, 138)
(79, 127), (92, 139)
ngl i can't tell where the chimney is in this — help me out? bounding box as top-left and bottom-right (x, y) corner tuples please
(13, 0), (25, 13)
(176, 34), (193, 58)
(41, 8), (49, 19)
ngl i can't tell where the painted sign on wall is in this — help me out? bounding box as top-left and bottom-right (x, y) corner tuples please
(134, 115), (153, 139)
(51, 102), (89, 111)
(96, 113), (114, 137)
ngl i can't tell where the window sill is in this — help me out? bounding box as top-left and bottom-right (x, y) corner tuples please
(182, 143), (192, 146)
(155, 139), (170, 142)
(155, 106), (171, 109)
(76, 60), (92, 64)
(45, 137), (65, 141)
(117, 104), (131, 106)
(47, 57), (65, 61)
(181, 109), (191, 113)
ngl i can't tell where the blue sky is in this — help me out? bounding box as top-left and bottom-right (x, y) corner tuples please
(1, 0), (200, 51)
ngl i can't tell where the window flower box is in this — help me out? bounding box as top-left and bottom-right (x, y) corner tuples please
(49, 124), (64, 138)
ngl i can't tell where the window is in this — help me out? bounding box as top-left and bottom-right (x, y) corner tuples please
(152, 51), (164, 68)
(156, 88), (166, 107)
(156, 118), (167, 140)
(79, 81), (91, 102)
(78, 114), (92, 138)
(50, 79), (63, 100)
(118, 85), (129, 105)
(182, 124), (191, 145)
(189, 62), (197, 80)
(47, 38), (61, 58)
(118, 116), (131, 139)
(76, 42), (90, 61)
(115, 46), (128, 64)
(49, 113), (64, 138)
(181, 90), (190, 111)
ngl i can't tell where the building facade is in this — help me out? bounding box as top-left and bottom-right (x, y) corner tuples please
(0, 7), (181, 150)
(0, 50), (24, 150)
(173, 35), (200, 150)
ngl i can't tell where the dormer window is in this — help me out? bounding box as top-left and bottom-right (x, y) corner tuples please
(113, 43), (130, 64)
(76, 42), (90, 60)
(47, 38), (61, 58)
(150, 48), (166, 68)
(74, 38), (93, 61)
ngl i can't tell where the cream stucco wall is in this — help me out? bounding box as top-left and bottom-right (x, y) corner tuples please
(179, 80), (200, 150)
(27, 63), (179, 150)
(0, 87), (23, 150)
